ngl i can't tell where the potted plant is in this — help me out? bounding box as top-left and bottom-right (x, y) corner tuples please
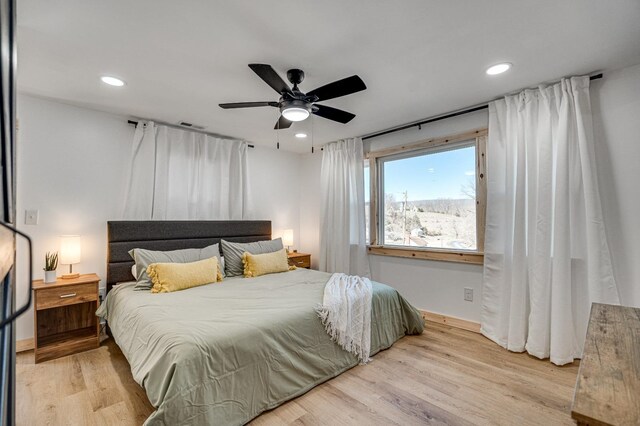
(44, 251), (58, 283)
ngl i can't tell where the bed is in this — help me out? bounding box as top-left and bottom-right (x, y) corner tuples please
(99, 220), (424, 425)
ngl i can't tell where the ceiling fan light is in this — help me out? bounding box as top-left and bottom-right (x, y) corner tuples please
(282, 107), (310, 122)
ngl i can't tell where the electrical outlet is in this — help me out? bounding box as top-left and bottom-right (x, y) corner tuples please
(464, 287), (474, 302)
(25, 209), (39, 225)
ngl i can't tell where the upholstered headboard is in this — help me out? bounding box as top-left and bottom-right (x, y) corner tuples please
(106, 220), (271, 292)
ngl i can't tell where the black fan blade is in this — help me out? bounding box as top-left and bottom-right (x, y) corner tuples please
(249, 64), (293, 96)
(313, 104), (356, 124)
(219, 101), (278, 109)
(274, 115), (292, 129)
(306, 75), (366, 102)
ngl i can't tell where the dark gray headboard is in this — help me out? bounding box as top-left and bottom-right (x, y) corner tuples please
(106, 220), (271, 292)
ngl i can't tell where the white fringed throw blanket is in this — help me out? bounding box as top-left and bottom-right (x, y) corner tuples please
(317, 273), (373, 364)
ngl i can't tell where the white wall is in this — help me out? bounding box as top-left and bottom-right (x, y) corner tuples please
(247, 146), (301, 243)
(591, 63), (640, 307)
(15, 94), (302, 340)
(16, 94), (132, 340)
(299, 63), (640, 322)
(298, 152), (322, 269)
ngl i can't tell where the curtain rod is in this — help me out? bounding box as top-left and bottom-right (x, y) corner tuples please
(127, 119), (255, 148)
(362, 73), (603, 141)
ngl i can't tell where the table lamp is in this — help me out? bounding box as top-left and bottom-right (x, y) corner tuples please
(282, 229), (294, 253)
(59, 235), (81, 279)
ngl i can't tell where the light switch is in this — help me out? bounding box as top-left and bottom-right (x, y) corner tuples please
(25, 209), (39, 225)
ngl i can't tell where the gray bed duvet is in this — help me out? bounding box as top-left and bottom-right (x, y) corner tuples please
(97, 268), (424, 425)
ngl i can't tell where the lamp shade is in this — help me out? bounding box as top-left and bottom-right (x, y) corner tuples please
(282, 229), (294, 247)
(59, 235), (81, 265)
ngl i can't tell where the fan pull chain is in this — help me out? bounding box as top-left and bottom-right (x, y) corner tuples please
(311, 114), (315, 153)
(276, 110), (280, 150)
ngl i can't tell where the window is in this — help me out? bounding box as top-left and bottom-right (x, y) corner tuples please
(367, 129), (486, 264)
(381, 142), (477, 249)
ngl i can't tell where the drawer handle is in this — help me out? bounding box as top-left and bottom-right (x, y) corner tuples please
(59, 293), (77, 298)
(297, 261), (305, 265)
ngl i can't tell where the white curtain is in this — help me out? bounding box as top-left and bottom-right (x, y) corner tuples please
(481, 76), (619, 365)
(122, 121), (250, 220)
(319, 138), (370, 277)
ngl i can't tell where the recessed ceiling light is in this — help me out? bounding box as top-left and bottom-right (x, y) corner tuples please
(100, 76), (126, 86)
(295, 133), (307, 138)
(486, 63), (512, 75)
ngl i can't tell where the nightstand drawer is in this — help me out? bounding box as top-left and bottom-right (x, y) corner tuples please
(288, 255), (311, 269)
(36, 283), (98, 310)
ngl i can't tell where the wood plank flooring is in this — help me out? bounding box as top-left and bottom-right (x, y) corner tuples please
(16, 322), (579, 425)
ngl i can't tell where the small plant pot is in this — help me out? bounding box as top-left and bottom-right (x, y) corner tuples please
(44, 270), (57, 284)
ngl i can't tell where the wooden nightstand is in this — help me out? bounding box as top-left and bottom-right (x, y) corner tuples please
(32, 273), (100, 363)
(287, 252), (311, 269)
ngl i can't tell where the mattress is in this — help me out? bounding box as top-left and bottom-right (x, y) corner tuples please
(97, 268), (424, 425)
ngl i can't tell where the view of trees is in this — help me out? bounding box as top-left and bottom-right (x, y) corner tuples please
(365, 178), (477, 251)
(364, 144), (478, 251)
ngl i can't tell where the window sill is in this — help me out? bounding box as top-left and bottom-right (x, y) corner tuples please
(367, 245), (484, 265)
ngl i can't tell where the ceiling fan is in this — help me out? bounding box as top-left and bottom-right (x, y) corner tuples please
(219, 64), (366, 129)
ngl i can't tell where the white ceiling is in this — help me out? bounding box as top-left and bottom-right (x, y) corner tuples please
(17, 0), (640, 152)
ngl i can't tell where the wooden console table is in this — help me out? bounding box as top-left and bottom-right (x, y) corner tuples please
(571, 303), (640, 425)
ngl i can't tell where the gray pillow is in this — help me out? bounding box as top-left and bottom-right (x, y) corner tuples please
(129, 243), (222, 290)
(221, 238), (283, 277)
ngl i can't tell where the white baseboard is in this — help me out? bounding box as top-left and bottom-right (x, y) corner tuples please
(420, 310), (481, 334)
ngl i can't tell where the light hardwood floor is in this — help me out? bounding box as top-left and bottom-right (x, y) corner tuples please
(17, 322), (579, 425)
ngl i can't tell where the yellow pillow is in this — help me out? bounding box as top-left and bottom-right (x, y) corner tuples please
(242, 248), (294, 278)
(148, 257), (222, 293)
